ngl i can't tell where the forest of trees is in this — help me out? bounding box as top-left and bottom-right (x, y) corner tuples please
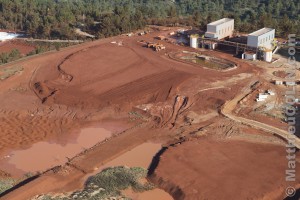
(0, 0), (299, 39)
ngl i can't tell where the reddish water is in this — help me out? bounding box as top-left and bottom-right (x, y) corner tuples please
(2, 126), (112, 175)
(123, 188), (173, 200)
(85, 142), (174, 200)
(100, 142), (162, 169)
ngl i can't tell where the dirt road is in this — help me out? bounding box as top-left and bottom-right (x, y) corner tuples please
(17, 38), (83, 43)
(221, 79), (300, 149)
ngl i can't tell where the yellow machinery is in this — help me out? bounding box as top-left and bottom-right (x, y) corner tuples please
(147, 42), (166, 51)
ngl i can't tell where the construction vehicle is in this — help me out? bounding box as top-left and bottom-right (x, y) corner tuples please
(147, 42), (166, 52)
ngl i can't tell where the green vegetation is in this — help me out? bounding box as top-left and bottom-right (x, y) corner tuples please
(26, 41), (80, 56)
(0, 173), (34, 195)
(0, 49), (21, 64)
(38, 166), (154, 200)
(0, 0), (299, 40)
(0, 179), (16, 194)
(0, 65), (23, 80)
(0, 41), (79, 66)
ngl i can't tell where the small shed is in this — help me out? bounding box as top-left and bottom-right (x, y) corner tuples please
(286, 81), (296, 86)
(242, 52), (257, 60)
(275, 80), (283, 85)
(256, 93), (269, 102)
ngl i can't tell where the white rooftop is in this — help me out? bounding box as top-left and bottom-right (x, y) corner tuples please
(249, 28), (274, 37)
(208, 18), (234, 26)
(0, 32), (19, 41)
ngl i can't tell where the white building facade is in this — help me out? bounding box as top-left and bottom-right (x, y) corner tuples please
(205, 18), (234, 40)
(247, 28), (275, 49)
(0, 32), (19, 41)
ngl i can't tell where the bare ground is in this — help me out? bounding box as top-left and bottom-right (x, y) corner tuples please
(0, 27), (297, 200)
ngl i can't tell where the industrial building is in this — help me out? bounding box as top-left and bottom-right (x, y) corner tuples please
(0, 32), (19, 41)
(190, 18), (276, 62)
(205, 18), (234, 40)
(247, 28), (275, 49)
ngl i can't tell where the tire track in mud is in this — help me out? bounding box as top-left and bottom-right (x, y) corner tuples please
(0, 120), (147, 199)
(95, 69), (191, 107)
(0, 107), (81, 152)
(221, 79), (300, 149)
(30, 44), (105, 103)
(65, 53), (148, 90)
(56, 44), (106, 83)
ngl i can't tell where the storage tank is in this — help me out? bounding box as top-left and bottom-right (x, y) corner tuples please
(264, 50), (272, 62)
(190, 35), (198, 48)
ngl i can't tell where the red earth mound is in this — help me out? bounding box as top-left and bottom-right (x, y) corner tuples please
(150, 138), (300, 200)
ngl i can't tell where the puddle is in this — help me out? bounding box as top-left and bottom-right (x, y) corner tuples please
(123, 188), (173, 200)
(80, 142), (163, 182)
(97, 142), (162, 171)
(2, 126), (112, 175)
(86, 142), (174, 200)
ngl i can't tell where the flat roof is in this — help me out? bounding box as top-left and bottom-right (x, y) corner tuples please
(249, 28), (274, 36)
(208, 18), (234, 26)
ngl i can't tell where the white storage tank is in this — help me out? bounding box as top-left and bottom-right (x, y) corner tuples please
(190, 35), (198, 48)
(264, 50), (273, 62)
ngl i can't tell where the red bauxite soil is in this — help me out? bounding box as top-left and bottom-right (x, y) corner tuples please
(0, 27), (296, 200)
(150, 139), (300, 200)
(0, 40), (35, 55)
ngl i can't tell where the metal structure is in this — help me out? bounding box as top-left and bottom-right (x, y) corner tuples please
(198, 37), (258, 55)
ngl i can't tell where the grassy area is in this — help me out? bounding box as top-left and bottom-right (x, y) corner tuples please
(0, 173), (33, 195)
(0, 179), (16, 194)
(0, 49), (22, 64)
(26, 41), (84, 56)
(37, 167), (154, 200)
(0, 66), (23, 80)
(0, 41), (84, 66)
